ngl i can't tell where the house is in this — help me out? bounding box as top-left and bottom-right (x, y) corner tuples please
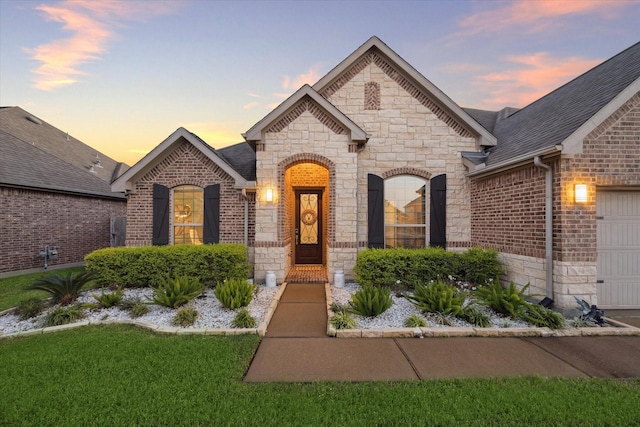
(0, 107), (128, 275)
(111, 37), (640, 311)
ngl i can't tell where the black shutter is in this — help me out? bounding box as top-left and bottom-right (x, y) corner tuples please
(203, 184), (220, 244)
(367, 174), (384, 248)
(152, 184), (169, 245)
(430, 174), (446, 248)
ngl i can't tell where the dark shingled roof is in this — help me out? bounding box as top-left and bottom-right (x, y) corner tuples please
(0, 107), (126, 198)
(217, 142), (256, 182)
(486, 41), (640, 166)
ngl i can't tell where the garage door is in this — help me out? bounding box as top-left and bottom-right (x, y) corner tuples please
(596, 190), (640, 308)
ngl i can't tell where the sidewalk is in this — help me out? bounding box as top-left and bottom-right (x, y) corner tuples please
(244, 283), (640, 382)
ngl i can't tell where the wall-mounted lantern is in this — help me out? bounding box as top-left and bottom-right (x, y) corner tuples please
(575, 184), (588, 203)
(265, 187), (274, 203)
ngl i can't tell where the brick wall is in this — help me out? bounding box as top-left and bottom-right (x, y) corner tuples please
(470, 162), (556, 259)
(556, 92), (640, 263)
(125, 139), (254, 247)
(0, 187), (126, 273)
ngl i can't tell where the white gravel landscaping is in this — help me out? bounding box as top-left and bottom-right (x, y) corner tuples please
(0, 285), (279, 336)
(331, 282), (532, 329)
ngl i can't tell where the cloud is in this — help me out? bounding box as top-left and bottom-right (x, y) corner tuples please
(281, 65), (321, 90)
(243, 101), (260, 110)
(451, 0), (634, 39)
(470, 52), (601, 109)
(26, 0), (179, 91)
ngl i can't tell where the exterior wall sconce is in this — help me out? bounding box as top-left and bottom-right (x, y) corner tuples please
(575, 184), (587, 203)
(265, 188), (274, 202)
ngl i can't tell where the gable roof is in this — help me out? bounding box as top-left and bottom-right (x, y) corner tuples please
(485, 41), (640, 167)
(0, 107), (125, 199)
(313, 36), (497, 148)
(111, 127), (253, 193)
(242, 84), (368, 144)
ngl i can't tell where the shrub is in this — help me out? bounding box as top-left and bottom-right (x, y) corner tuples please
(459, 247), (503, 285)
(404, 313), (427, 328)
(15, 298), (47, 320)
(474, 281), (531, 319)
(173, 305), (199, 327)
(150, 276), (204, 308)
(349, 285), (393, 317)
(405, 280), (466, 316)
(329, 302), (349, 314)
(354, 247), (501, 288)
(232, 308), (257, 328)
(329, 311), (357, 329)
(43, 305), (85, 327)
(120, 297), (149, 317)
(461, 306), (491, 328)
(85, 244), (249, 288)
(215, 279), (255, 309)
(522, 304), (565, 330)
(27, 271), (95, 305)
(92, 288), (124, 308)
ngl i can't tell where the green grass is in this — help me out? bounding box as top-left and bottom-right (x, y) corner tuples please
(0, 267), (88, 311)
(1, 325), (639, 426)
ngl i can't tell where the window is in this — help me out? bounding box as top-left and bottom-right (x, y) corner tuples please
(384, 176), (427, 248)
(173, 185), (204, 244)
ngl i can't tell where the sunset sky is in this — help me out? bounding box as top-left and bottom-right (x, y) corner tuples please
(1, 0), (639, 166)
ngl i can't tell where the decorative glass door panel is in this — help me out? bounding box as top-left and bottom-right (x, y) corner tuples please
(295, 190), (323, 264)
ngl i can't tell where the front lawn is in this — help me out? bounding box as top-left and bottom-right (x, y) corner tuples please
(1, 325), (639, 426)
(0, 267), (87, 311)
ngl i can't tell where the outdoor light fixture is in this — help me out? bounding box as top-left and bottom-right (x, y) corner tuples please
(575, 184), (587, 203)
(265, 188), (273, 202)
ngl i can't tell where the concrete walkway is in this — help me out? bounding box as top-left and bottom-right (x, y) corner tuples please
(244, 284), (640, 382)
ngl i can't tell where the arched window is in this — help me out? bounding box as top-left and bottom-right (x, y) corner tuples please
(384, 176), (427, 248)
(173, 185), (204, 244)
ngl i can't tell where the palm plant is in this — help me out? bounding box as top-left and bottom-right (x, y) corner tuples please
(27, 271), (95, 305)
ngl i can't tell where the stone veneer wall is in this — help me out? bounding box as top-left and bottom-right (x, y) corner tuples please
(0, 187), (126, 273)
(323, 54), (478, 253)
(125, 139), (253, 248)
(254, 106), (355, 283)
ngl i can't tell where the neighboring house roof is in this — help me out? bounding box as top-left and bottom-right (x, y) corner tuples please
(313, 36), (497, 148)
(111, 127), (254, 193)
(0, 107), (126, 199)
(484, 41), (640, 168)
(0, 106), (128, 185)
(242, 84), (368, 144)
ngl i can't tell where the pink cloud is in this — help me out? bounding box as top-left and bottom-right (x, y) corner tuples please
(454, 0), (634, 38)
(470, 52), (601, 109)
(26, 0), (180, 91)
(281, 65), (321, 90)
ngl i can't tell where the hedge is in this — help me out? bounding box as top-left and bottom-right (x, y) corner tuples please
(354, 247), (502, 288)
(84, 244), (249, 288)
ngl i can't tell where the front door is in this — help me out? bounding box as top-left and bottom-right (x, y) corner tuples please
(295, 190), (323, 264)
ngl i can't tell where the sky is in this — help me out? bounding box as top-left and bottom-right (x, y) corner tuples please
(1, 0), (639, 166)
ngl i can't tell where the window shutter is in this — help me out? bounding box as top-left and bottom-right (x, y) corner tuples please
(203, 184), (220, 244)
(152, 184), (169, 245)
(368, 174), (384, 248)
(430, 174), (447, 248)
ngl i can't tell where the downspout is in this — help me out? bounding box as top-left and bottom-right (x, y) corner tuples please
(241, 189), (249, 247)
(533, 157), (554, 300)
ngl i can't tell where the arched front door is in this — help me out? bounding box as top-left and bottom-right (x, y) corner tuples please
(294, 189), (323, 264)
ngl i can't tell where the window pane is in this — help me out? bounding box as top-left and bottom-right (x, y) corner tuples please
(174, 226), (203, 245)
(385, 226), (426, 249)
(384, 176), (426, 225)
(173, 185), (204, 245)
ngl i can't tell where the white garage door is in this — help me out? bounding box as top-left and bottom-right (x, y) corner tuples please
(596, 190), (640, 308)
